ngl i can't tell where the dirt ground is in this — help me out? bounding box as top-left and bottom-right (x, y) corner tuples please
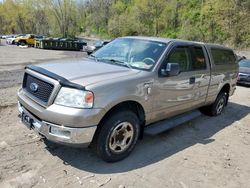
(0, 42), (250, 188)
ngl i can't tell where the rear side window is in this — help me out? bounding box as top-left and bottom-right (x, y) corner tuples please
(191, 46), (207, 70)
(211, 48), (236, 64)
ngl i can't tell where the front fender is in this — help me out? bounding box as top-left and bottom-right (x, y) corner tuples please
(87, 74), (154, 122)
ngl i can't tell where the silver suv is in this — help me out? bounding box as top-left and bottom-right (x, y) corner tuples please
(18, 36), (238, 162)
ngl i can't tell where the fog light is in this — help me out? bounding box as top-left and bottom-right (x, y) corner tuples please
(50, 126), (70, 139)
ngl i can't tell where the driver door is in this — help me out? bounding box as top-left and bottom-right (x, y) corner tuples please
(151, 43), (209, 122)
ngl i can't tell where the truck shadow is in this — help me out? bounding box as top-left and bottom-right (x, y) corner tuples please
(45, 102), (250, 174)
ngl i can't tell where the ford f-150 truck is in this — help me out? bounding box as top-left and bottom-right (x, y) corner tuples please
(17, 36), (238, 162)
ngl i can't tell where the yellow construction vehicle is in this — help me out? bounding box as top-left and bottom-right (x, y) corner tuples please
(15, 34), (36, 46)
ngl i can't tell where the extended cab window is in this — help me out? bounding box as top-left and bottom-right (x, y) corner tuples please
(191, 46), (206, 70)
(167, 46), (191, 72)
(211, 48), (236, 64)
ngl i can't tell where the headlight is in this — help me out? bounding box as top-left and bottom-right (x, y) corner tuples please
(54, 87), (94, 108)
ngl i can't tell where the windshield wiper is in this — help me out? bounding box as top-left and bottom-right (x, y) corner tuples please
(104, 59), (132, 69)
(89, 54), (99, 62)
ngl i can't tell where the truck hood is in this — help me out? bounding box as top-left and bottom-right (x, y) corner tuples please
(36, 58), (140, 86)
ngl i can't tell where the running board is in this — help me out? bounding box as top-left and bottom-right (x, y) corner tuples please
(144, 110), (201, 135)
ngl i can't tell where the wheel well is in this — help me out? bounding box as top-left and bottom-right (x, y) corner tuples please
(220, 84), (230, 94)
(220, 84), (230, 105)
(97, 101), (146, 139)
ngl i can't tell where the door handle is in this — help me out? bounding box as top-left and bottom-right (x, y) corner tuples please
(144, 83), (152, 94)
(189, 77), (196, 84)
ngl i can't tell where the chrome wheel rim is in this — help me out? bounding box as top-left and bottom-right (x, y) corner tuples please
(216, 98), (225, 114)
(109, 122), (134, 154)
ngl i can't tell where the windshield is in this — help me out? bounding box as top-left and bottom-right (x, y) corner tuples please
(95, 40), (103, 46)
(239, 60), (250, 68)
(91, 38), (167, 70)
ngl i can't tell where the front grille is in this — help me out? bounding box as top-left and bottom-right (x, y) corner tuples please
(23, 73), (54, 104)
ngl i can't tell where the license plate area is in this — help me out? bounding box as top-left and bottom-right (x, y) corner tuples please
(21, 112), (33, 129)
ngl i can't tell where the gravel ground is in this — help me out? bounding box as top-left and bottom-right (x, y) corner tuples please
(0, 43), (250, 188)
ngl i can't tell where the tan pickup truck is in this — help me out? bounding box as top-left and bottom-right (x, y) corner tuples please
(17, 36), (238, 162)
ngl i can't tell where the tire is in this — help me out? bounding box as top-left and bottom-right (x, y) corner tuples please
(20, 41), (26, 46)
(94, 110), (140, 162)
(200, 92), (227, 116)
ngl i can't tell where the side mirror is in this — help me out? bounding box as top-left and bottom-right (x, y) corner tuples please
(160, 63), (180, 77)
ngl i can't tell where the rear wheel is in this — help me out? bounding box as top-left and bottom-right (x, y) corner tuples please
(200, 92), (227, 116)
(94, 111), (140, 162)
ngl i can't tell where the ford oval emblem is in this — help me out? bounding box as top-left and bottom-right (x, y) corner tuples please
(30, 83), (38, 92)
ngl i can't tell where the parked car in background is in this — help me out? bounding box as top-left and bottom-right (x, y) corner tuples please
(6, 34), (25, 45)
(34, 35), (47, 40)
(238, 59), (250, 86)
(83, 40), (110, 55)
(6, 35), (17, 44)
(3, 35), (14, 40)
(15, 34), (37, 46)
(1, 35), (10, 39)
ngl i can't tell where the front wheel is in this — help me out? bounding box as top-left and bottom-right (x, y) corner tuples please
(94, 111), (140, 162)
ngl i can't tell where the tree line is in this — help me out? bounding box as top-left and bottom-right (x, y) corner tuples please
(0, 0), (250, 48)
